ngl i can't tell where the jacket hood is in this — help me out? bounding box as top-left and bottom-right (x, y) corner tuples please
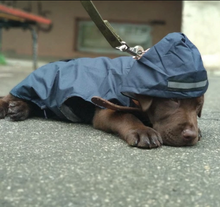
(121, 32), (208, 99)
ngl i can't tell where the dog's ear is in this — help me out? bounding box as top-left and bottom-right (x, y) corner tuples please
(198, 104), (203, 118)
(197, 95), (204, 118)
(135, 94), (153, 112)
(198, 109), (202, 117)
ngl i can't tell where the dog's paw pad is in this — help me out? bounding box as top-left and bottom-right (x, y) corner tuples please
(126, 127), (162, 149)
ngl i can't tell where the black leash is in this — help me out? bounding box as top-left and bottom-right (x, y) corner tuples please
(80, 0), (144, 58)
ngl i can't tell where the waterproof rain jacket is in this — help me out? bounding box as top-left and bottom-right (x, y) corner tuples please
(10, 32), (208, 122)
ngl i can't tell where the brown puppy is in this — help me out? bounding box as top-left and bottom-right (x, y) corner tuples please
(0, 93), (204, 149)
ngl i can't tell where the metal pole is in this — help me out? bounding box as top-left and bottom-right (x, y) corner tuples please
(0, 27), (2, 53)
(30, 27), (38, 70)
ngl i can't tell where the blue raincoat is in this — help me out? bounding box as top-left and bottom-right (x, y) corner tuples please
(10, 32), (208, 122)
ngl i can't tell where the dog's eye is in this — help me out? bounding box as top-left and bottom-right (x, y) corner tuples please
(170, 98), (180, 103)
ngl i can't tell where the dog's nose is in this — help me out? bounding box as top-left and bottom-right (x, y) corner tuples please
(182, 129), (197, 141)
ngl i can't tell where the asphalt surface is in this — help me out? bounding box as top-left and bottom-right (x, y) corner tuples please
(0, 59), (220, 207)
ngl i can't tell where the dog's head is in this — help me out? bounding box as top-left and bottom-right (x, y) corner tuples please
(135, 94), (204, 147)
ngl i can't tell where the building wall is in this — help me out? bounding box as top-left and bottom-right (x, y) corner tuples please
(182, 1), (220, 69)
(1, 1), (182, 59)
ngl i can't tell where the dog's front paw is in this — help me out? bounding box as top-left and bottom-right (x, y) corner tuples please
(0, 100), (8, 119)
(125, 127), (163, 149)
(8, 101), (31, 121)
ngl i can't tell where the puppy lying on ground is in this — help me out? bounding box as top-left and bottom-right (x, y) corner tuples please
(0, 33), (208, 149)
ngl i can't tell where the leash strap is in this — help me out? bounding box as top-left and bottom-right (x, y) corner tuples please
(80, 0), (144, 57)
(91, 96), (141, 113)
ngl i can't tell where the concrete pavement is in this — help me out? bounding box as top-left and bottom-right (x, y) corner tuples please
(0, 59), (220, 207)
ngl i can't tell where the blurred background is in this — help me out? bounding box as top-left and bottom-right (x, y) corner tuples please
(0, 1), (219, 69)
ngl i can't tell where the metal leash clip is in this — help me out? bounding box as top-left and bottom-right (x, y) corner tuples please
(81, 0), (144, 59)
(116, 41), (144, 57)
